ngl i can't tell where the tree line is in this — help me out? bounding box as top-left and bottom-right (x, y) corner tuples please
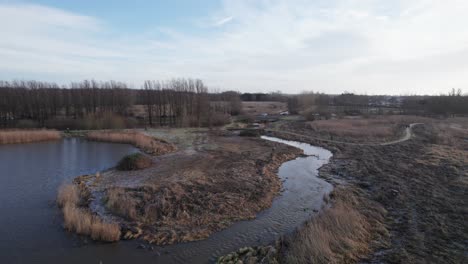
(0, 79), (241, 129)
(287, 90), (468, 119)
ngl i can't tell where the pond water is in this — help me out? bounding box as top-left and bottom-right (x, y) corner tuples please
(0, 136), (332, 264)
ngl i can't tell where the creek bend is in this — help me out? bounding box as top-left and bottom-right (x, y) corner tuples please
(0, 136), (332, 263)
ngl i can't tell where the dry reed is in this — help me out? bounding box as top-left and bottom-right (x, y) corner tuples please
(0, 129), (61, 144)
(57, 184), (121, 242)
(280, 188), (374, 264)
(87, 130), (175, 155)
(105, 187), (139, 220)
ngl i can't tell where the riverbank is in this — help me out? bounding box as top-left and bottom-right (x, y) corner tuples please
(220, 116), (467, 263)
(62, 129), (303, 245)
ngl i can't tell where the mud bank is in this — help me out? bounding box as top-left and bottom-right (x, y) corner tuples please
(66, 133), (303, 245)
(246, 120), (468, 263)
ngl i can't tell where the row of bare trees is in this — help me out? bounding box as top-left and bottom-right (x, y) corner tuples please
(0, 80), (133, 128)
(402, 89), (468, 116)
(288, 89), (468, 118)
(0, 79), (240, 129)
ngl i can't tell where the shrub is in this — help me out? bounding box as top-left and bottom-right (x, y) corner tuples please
(239, 129), (262, 137)
(116, 153), (152, 171)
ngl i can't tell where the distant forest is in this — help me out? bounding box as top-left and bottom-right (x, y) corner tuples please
(0, 79), (241, 129)
(0, 79), (466, 129)
(287, 89), (468, 119)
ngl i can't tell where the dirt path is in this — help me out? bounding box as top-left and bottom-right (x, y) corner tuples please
(267, 123), (423, 146)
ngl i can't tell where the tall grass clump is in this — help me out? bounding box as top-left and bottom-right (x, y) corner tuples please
(105, 187), (139, 220)
(57, 184), (121, 242)
(279, 188), (376, 264)
(281, 202), (371, 263)
(0, 129), (61, 144)
(87, 130), (175, 155)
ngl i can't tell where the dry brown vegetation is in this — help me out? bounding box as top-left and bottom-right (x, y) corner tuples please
(93, 135), (302, 245)
(279, 188), (386, 264)
(105, 187), (139, 220)
(87, 130), (176, 155)
(57, 184), (121, 242)
(242, 101), (287, 115)
(305, 115), (432, 142)
(116, 153), (152, 171)
(0, 129), (61, 144)
(266, 117), (468, 263)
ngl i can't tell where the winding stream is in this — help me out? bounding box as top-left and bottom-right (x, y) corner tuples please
(0, 136), (332, 264)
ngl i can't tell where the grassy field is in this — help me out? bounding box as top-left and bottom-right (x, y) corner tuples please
(277, 115), (432, 143)
(242, 101), (287, 115)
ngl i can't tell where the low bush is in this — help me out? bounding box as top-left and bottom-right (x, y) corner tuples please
(239, 129), (262, 137)
(116, 153), (152, 171)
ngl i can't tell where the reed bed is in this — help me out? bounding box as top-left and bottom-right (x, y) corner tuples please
(87, 130), (175, 155)
(279, 187), (380, 264)
(0, 129), (61, 144)
(281, 202), (371, 263)
(57, 184), (121, 242)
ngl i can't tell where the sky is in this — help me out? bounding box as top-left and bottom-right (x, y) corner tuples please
(0, 0), (467, 95)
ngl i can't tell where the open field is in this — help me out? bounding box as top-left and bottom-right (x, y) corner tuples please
(242, 101), (287, 115)
(0, 129), (61, 144)
(258, 116), (467, 263)
(303, 115), (434, 143)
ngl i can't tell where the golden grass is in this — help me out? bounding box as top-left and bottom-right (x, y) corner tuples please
(308, 115), (431, 140)
(283, 203), (370, 263)
(57, 184), (80, 207)
(280, 188), (377, 264)
(242, 101), (288, 115)
(309, 119), (395, 139)
(57, 184), (121, 242)
(105, 187), (139, 220)
(0, 129), (61, 144)
(87, 130), (175, 155)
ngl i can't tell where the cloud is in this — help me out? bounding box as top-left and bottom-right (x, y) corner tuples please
(213, 16), (234, 26)
(1, 1), (468, 94)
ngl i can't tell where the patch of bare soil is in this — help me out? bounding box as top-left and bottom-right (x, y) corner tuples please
(264, 118), (468, 263)
(83, 132), (302, 245)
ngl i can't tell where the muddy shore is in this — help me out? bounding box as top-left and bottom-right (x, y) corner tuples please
(70, 131), (302, 245)
(256, 120), (468, 263)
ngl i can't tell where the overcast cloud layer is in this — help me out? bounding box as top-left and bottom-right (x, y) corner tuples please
(0, 0), (467, 94)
